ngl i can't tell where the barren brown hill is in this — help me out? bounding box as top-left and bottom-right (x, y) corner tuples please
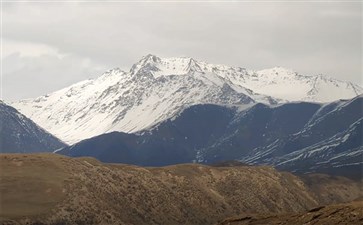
(0, 154), (361, 225)
(218, 200), (363, 225)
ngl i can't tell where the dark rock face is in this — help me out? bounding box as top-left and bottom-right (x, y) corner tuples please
(0, 102), (66, 153)
(58, 96), (363, 177)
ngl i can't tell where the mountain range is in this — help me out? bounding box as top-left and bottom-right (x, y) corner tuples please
(1, 55), (362, 224)
(12, 55), (363, 144)
(3, 55), (362, 178)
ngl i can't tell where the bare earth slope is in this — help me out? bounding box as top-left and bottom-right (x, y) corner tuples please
(218, 201), (363, 225)
(0, 154), (361, 225)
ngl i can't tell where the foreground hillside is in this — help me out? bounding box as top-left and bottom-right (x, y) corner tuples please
(0, 154), (361, 225)
(218, 201), (363, 225)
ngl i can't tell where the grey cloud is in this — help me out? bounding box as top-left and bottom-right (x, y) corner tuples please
(2, 1), (362, 101)
(3, 53), (108, 101)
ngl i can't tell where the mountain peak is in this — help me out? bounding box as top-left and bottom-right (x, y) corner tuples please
(130, 55), (202, 77)
(142, 54), (161, 63)
(256, 67), (297, 77)
(101, 68), (126, 77)
(130, 54), (161, 75)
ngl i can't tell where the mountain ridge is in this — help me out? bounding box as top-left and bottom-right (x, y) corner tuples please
(12, 55), (363, 144)
(0, 101), (66, 153)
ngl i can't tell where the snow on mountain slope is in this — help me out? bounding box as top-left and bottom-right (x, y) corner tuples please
(134, 55), (362, 102)
(12, 54), (363, 144)
(276, 118), (363, 172)
(233, 68), (362, 102)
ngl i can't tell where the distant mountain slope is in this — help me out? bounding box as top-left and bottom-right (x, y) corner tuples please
(58, 104), (237, 166)
(58, 101), (321, 166)
(58, 96), (363, 177)
(240, 95), (363, 178)
(0, 154), (361, 225)
(198, 102), (322, 163)
(0, 101), (66, 153)
(276, 118), (362, 172)
(12, 55), (362, 144)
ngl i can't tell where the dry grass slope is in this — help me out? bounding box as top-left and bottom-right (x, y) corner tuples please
(218, 201), (363, 225)
(0, 154), (69, 218)
(0, 154), (361, 225)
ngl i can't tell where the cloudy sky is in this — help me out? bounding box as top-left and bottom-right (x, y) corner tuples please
(2, 1), (362, 101)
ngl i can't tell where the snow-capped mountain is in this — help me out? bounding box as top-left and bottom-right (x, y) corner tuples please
(0, 101), (66, 153)
(12, 54), (363, 144)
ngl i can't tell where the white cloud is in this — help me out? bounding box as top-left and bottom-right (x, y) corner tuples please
(2, 39), (62, 58)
